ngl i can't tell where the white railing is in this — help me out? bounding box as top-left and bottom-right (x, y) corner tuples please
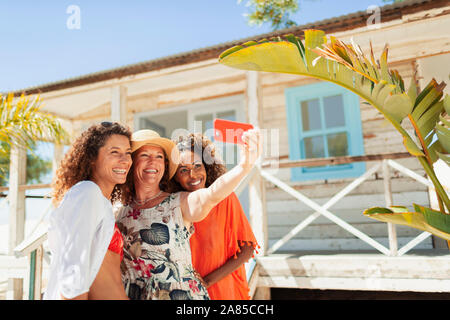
(259, 152), (445, 257)
(262, 163), (389, 254)
(1, 184), (51, 300)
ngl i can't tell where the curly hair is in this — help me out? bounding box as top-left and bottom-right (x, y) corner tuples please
(51, 122), (132, 206)
(119, 150), (171, 206)
(166, 133), (227, 193)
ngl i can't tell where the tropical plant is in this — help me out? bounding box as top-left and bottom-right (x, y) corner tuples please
(218, 29), (450, 240)
(238, 0), (406, 30)
(0, 93), (69, 179)
(0, 142), (52, 186)
(238, 0), (299, 30)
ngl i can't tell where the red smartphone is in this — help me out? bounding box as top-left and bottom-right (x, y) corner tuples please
(213, 118), (254, 145)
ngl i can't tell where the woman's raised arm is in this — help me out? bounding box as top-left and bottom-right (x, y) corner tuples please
(179, 129), (262, 223)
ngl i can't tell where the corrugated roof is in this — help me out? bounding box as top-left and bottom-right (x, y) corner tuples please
(9, 0), (448, 96)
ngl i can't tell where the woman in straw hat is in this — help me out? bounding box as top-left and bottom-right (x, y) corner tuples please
(44, 122), (132, 300)
(116, 128), (261, 300)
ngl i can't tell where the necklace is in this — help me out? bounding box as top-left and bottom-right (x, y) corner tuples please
(132, 190), (163, 206)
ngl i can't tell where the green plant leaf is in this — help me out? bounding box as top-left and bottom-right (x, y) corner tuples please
(436, 113), (450, 165)
(407, 80), (446, 165)
(436, 151), (450, 165)
(440, 114), (450, 127)
(304, 29), (325, 67)
(407, 76), (418, 104)
(382, 93), (413, 123)
(443, 94), (450, 115)
(389, 206), (410, 213)
(402, 136), (425, 156)
(414, 204), (450, 234)
(363, 207), (394, 215)
(364, 205), (450, 241)
(436, 122), (450, 153)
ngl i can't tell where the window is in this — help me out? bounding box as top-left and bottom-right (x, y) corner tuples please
(137, 110), (187, 139)
(285, 82), (365, 181)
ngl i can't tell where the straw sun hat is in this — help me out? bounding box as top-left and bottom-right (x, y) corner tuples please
(131, 129), (180, 179)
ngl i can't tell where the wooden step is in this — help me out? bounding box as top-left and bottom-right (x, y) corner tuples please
(256, 250), (450, 292)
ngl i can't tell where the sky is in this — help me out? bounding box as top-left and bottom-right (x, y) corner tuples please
(0, 0), (393, 226)
(0, 0), (390, 92)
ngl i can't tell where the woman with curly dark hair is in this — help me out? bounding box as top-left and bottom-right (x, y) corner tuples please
(44, 122), (132, 300)
(168, 133), (258, 300)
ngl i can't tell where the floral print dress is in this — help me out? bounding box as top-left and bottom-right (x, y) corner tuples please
(116, 192), (209, 300)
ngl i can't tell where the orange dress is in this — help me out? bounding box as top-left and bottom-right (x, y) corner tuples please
(190, 192), (258, 300)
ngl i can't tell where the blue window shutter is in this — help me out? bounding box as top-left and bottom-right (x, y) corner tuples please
(285, 82), (366, 181)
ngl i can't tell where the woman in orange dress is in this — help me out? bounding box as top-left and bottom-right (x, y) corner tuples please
(168, 133), (258, 300)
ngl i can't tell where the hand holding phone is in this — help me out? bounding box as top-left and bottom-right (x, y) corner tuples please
(213, 118), (262, 170)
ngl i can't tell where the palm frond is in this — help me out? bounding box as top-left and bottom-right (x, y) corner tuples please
(0, 93), (69, 153)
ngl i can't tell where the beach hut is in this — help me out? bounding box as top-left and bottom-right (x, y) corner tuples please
(3, 0), (449, 299)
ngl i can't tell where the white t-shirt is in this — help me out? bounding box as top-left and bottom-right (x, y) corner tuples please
(43, 181), (115, 300)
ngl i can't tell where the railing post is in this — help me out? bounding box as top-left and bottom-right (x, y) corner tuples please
(8, 145), (27, 300)
(246, 70), (268, 255)
(248, 168), (267, 254)
(246, 70), (270, 300)
(28, 245), (43, 300)
(28, 250), (36, 300)
(382, 160), (398, 256)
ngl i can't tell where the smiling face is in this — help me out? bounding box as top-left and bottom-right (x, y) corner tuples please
(174, 150), (207, 192)
(133, 145), (167, 189)
(91, 134), (132, 190)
